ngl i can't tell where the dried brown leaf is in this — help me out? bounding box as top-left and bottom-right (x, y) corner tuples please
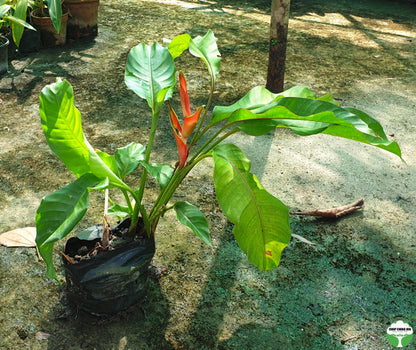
(291, 199), (364, 219)
(35, 331), (50, 340)
(0, 227), (36, 247)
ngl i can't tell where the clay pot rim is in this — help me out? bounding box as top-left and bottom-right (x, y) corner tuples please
(30, 8), (69, 19)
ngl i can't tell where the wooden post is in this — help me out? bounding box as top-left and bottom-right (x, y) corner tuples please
(266, 0), (291, 93)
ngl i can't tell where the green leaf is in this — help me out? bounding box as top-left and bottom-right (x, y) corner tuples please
(39, 79), (129, 189)
(275, 97), (402, 156)
(173, 201), (211, 246)
(212, 144), (291, 272)
(189, 30), (221, 84)
(229, 105), (333, 136)
(90, 177), (110, 190)
(211, 86), (316, 122)
(140, 162), (174, 190)
(46, 0), (62, 33)
(39, 78), (90, 178)
(8, 14), (34, 30)
(125, 42), (176, 113)
(89, 146), (128, 189)
(168, 33), (191, 59)
(75, 225), (102, 240)
(0, 4), (11, 18)
(211, 86), (401, 158)
(10, 0), (33, 47)
(115, 142), (146, 180)
(35, 173), (100, 281)
(212, 87), (277, 121)
(317, 93), (339, 105)
(108, 204), (131, 218)
(155, 86), (173, 117)
(281, 86), (317, 99)
(96, 150), (118, 174)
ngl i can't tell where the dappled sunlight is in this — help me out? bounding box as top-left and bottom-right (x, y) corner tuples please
(295, 12), (354, 27)
(291, 17), (383, 49)
(292, 13), (416, 51)
(350, 15), (416, 39)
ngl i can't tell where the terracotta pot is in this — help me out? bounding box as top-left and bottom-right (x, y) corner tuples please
(31, 9), (69, 48)
(0, 35), (9, 75)
(64, 0), (99, 39)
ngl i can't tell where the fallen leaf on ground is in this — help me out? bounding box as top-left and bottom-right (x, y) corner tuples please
(35, 331), (50, 340)
(0, 227), (36, 247)
(291, 199), (364, 219)
(292, 234), (316, 245)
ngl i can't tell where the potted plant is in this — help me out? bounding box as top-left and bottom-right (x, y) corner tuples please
(0, 0), (36, 66)
(35, 30), (402, 315)
(63, 0), (99, 40)
(30, 0), (67, 47)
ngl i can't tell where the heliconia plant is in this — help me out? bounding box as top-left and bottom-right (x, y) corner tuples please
(35, 30), (401, 281)
(168, 72), (204, 168)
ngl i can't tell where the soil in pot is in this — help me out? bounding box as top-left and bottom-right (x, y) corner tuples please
(64, 0), (99, 40)
(63, 218), (156, 316)
(0, 35), (9, 75)
(30, 9), (69, 48)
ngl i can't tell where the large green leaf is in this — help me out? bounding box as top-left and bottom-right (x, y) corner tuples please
(39, 79), (129, 189)
(0, 4), (11, 17)
(189, 30), (221, 84)
(125, 42), (176, 115)
(35, 173), (100, 280)
(212, 144), (291, 272)
(115, 142), (146, 180)
(46, 0), (62, 33)
(11, 0), (34, 47)
(96, 151), (118, 174)
(211, 86), (315, 120)
(168, 33), (191, 59)
(140, 162), (174, 190)
(108, 204), (131, 218)
(173, 201), (211, 246)
(211, 86), (401, 158)
(88, 147), (129, 189)
(7, 14), (34, 30)
(40, 79), (91, 177)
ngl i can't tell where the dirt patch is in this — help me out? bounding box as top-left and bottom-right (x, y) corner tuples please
(0, 0), (415, 349)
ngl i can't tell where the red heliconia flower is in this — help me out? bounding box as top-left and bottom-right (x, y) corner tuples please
(168, 71), (203, 168)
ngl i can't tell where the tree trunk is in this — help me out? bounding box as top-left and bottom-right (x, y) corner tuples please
(266, 0), (291, 93)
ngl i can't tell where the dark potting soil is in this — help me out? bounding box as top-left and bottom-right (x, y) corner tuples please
(63, 218), (146, 264)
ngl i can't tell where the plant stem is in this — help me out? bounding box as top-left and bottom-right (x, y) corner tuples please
(130, 108), (161, 236)
(129, 190), (150, 236)
(102, 189), (109, 247)
(188, 126), (239, 164)
(121, 189), (133, 213)
(149, 168), (183, 220)
(149, 157), (205, 223)
(150, 125), (239, 224)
